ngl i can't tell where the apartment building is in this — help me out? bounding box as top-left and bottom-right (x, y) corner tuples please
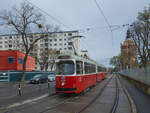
(0, 30), (82, 70)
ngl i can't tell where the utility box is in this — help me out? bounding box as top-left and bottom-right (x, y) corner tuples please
(0, 50), (35, 71)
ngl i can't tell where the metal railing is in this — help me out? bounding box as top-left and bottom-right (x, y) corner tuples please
(119, 67), (150, 86)
(0, 71), (9, 82)
(0, 71), (52, 82)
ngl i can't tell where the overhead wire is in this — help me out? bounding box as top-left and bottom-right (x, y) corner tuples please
(94, 0), (112, 31)
(23, 0), (71, 30)
(93, 0), (115, 53)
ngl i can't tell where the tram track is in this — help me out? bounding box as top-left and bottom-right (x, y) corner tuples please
(110, 75), (119, 113)
(109, 74), (136, 113)
(77, 74), (114, 113)
(2, 74), (126, 113)
(77, 74), (133, 113)
(1, 91), (81, 113)
(38, 75), (113, 113)
(15, 75), (112, 113)
(38, 95), (77, 113)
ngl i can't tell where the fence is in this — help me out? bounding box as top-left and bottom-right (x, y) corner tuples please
(0, 71), (9, 82)
(119, 67), (150, 86)
(0, 71), (51, 82)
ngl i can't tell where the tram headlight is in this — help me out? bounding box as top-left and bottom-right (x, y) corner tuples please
(62, 82), (65, 86)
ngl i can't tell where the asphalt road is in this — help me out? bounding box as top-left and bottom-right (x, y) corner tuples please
(1, 75), (150, 113)
(0, 75), (132, 113)
(120, 76), (150, 113)
(0, 82), (56, 107)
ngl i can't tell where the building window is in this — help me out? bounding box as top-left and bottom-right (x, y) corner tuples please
(54, 43), (57, 46)
(68, 47), (72, 50)
(59, 39), (62, 41)
(59, 48), (62, 50)
(8, 57), (15, 63)
(68, 42), (72, 45)
(40, 44), (43, 47)
(54, 39), (57, 41)
(9, 36), (12, 39)
(64, 39), (67, 41)
(0, 46), (2, 48)
(0, 41), (2, 44)
(50, 44), (52, 46)
(45, 43), (48, 46)
(68, 33), (72, 36)
(64, 43), (67, 45)
(9, 40), (12, 43)
(64, 48), (67, 50)
(18, 58), (23, 64)
(40, 48), (43, 51)
(9, 45), (12, 48)
(50, 39), (52, 42)
(59, 43), (62, 46)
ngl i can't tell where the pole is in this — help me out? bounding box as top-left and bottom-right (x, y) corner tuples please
(18, 84), (22, 96)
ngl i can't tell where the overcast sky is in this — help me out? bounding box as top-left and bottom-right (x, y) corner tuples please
(1, 0), (150, 67)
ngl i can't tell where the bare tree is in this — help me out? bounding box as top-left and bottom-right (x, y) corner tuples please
(34, 48), (59, 71)
(0, 2), (46, 82)
(48, 49), (60, 71)
(109, 55), (122, 71)
(129, 6), (150, 67)
(31, 24), (60, 71)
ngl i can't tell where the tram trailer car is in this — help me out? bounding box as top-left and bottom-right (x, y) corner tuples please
(56, 54), (106, 94)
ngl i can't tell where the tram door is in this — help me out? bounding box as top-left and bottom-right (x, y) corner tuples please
(76, 61), (85, 92)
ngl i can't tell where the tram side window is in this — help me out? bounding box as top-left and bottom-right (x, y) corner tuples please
(84, 63), (96, 74)
(102, 67), (106, 72)
(91, 64), (96, 73)
(84, 62), (89, 74)
(76, 61), (83, 74)
(97, 66), (102, 72)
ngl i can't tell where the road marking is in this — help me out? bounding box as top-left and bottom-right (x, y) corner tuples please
(7, 94), (49, 109)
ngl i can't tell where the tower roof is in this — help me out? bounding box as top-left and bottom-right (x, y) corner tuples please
(123, 38), (135, 46)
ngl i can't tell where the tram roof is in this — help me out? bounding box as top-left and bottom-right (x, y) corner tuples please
(58, 53), (103, 67)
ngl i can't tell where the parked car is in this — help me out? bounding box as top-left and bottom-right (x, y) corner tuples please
(47, 72), (55, 82)
(30, 74), (48, 84)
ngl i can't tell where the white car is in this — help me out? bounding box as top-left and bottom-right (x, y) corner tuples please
(47, 73), (55, 82)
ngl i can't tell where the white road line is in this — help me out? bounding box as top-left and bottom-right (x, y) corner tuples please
(7, 93), (49, 109)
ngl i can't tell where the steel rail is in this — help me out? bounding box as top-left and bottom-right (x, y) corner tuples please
(38, 95), (76, 113)
(110, 75), (119, 113)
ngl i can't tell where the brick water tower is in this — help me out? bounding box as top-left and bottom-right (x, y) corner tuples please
(121, 30), (137, 69)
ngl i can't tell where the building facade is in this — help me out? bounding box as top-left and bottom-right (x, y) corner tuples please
(0, 50), (35, 71)
(121, 38), (137, 69)
(0, 31), (82, 70)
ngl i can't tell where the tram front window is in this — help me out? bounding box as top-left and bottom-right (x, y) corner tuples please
(56, 61), (75, 75)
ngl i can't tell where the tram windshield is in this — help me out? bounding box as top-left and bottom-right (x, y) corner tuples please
(56, 60), (75, 75)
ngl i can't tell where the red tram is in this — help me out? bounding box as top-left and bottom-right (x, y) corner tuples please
(56, 54), (107, 94)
